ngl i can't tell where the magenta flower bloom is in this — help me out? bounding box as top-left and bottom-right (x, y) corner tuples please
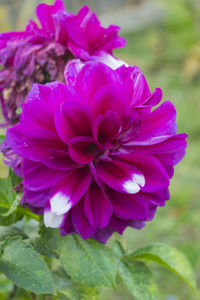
(0, 0), (125, 125)
(3, 61), (187, 242)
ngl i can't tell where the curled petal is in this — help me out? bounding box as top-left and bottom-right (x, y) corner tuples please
(134, 101), (177, 142)
(64, 59), (84, 87)
(93, 111), (122, 143)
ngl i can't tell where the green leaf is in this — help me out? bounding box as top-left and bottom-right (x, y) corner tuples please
(2, 195), (20, 217)
(126, 243), (198, 295)
(0, 227), (27, 243)
(36, 225), (61, 258)
(0, 177), (19, 225)
(59, 234), (117, 288)
(9, 168), (22, 187)
(0, 177), (15, 209)
(53, 269), (78, 300)
(0, 176), (25, 225)
(118, 258), (158, 300)
(0, 135), (5, 144)
(0, 237), (56, 295)
(76, 285), (99, 300)
(53, 268), (99, 300)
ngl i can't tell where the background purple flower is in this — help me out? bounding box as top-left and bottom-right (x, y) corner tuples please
(0, 0), (125, 125)
(2, 61), (187, 243)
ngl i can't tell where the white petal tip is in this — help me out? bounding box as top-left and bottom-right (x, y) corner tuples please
(44, 210), (64, 228)
(97, 52), (127, 70)
(123, 180), (140, 194)
(50, 192), (72, 215)
(133, 174), (145, 187)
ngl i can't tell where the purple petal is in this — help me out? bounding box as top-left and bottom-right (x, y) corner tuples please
(55, 100), (93, 144)
(143, 88), (162, 107)
(21, 188), (50, 207)
(64, 59), (84, 87)
(46, 81), (82, 114)
(60, 213), (76, 236)
(109, 216), (145, 234)
(68, 136), (96, 164)
(75, 61), (122, 102)
(117, 153), (169, 193)
(22, 159), (66, 191)
(42, 149), (80, 171)
(49, 167), (91, 215)
(54, 11), (87, 49)
(96, 160), (145, 194)
(107, 189), (148, 220)
(84, 181), (112, 229)
(72, 199), (96, 239)
(134, 101), (177, 142)
(36, 0), (65, 32)
(92, 227), (114, 244)
(93, 111), (122, 143)
(92, 85), (129, 118)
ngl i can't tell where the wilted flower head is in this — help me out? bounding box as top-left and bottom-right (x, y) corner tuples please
(2, 61), (187, 242)
(0, 0), (125, 125)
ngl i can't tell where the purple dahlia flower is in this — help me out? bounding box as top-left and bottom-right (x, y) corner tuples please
(2, 61), (187, 243)
(0, 0), (125, 126)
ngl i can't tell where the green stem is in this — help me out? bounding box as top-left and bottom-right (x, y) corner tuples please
(19, 207), (41, 221)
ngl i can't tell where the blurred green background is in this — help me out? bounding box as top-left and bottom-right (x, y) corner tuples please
(0, 0), (200, 299)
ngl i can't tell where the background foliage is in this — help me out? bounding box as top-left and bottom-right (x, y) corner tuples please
(0, 0), (200, 299)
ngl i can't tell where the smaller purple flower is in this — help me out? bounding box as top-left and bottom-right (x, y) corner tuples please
(2, 61), (187, 243)
(0, 0), (125, 125)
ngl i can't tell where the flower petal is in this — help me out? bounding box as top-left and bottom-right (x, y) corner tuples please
(96, 160), (145, 194)
(75, 61), (122, 102)
(72, 199), (96, 239)
(93, 111), (122, 143)
(21, 188), (50, 208)
(96, 51), (127, 70)
(134, 101), (177, 142)
(44, 209), (65, 228)
(36, 0), (65, 32)
(117, 153), (169, 193)
(22, 159), (65, 191)
(64, 59), (84, 87)
(107, 189), (148, 220)
(42, 149), (80, 171)
(50, 167), (91, 215)
(68, 136), (96, 164)
(92, 85), (129, 118)
(84, 181), (112, 229)
(55, 100), (93, 144)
